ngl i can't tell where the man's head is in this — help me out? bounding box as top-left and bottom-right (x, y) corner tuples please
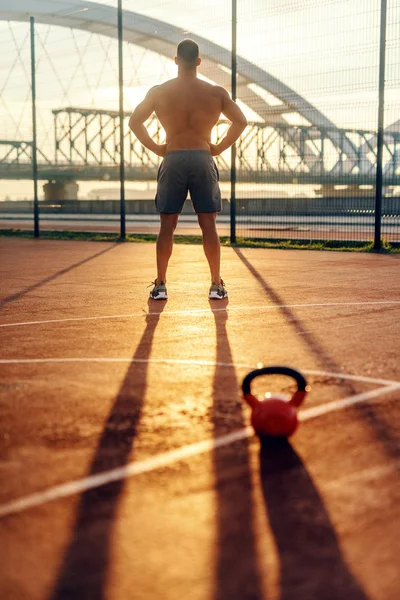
(175, 39), (201, 70)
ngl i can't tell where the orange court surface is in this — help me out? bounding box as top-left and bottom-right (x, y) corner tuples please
(1, 236), (400, 600)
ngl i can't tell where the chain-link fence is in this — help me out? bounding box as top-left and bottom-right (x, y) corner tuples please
(0, 0), (398, 246)
(383, 0), (400, 243)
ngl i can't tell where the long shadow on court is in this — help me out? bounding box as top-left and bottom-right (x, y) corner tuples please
(0, 243), (117, 309)
(234, 248), (400, 463)
(259, 437), (367, 599)
(49, 300), (165, 600)
(233, 248), (354, 394)
(211, 301), (263, 599)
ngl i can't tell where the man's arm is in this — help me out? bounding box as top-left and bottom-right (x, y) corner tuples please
(210, 87), (247, 156)
(128, 87), (167, 157)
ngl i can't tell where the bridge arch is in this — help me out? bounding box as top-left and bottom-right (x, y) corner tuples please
(1, 0), (367, 171)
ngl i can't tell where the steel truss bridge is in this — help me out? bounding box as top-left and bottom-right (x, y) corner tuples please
(1, 106), (400, 186)
(1, 0), (399, 188)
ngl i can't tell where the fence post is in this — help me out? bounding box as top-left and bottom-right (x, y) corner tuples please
(374, 0), (388, 250)
(30, 16), (39, 238)
(118, 0), (126, 239)
(230, 0), (237, 244)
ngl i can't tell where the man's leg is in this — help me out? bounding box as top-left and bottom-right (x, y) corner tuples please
(197, 212), (221, 283)
(156, 213), (179, 283)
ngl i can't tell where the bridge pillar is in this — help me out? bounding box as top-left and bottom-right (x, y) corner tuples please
(43, 180), (79, 201)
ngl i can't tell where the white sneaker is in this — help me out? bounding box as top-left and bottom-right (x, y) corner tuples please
(209, 279), (228, 299)
(149, 280), (168, 300)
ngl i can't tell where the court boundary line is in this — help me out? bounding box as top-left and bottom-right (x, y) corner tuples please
(1, 300), (399, 328)
(0, 381), (398, 519)
(325, 461), (400, 491)
(0, 358), (399, 387)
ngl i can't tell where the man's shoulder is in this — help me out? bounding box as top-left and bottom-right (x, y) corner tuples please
(147, 84), (162, 95)
(214, 84), (230, 94)
(207, 83), (230, 100)
(148, 80), (177, 96)
(155, 79), (178, 89)
(149, 79), (228, 99)
(199, 81), (227, 94)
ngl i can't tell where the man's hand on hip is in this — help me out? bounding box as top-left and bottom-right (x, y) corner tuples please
(154, 143), (168, 157)
(209, 143), (223, 156)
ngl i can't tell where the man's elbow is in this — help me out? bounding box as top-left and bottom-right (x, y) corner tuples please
(128, 115), (140, 133)
(237, 115), (248, 131)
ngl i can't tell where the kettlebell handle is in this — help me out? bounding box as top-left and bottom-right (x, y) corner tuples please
(242, 366), (308, 408)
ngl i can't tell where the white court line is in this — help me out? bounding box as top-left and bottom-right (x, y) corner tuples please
(0, 382), (398, 519)
(0, 357), (399, 387)
(302, 369), (400, 387)
(298, 385), (400, 420)
(325, 461), (400, 491)
(0, 300), (399, 328)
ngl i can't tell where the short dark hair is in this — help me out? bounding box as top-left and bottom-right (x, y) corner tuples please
(177, 39), (199, 65)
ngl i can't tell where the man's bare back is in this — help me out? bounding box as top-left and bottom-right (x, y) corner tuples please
(153, 78), (224, 152)
(129, 63), (246, 157)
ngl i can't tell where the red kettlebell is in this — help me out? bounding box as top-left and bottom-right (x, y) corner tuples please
(242, 366), (309, 437)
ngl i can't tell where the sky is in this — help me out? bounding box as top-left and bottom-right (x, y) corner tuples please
(0, 0), (399, 199)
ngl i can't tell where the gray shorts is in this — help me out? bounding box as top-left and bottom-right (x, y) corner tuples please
(155, 150), (221, 214)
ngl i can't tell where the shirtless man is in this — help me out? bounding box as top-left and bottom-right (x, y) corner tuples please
(129, 39), (247, 300)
